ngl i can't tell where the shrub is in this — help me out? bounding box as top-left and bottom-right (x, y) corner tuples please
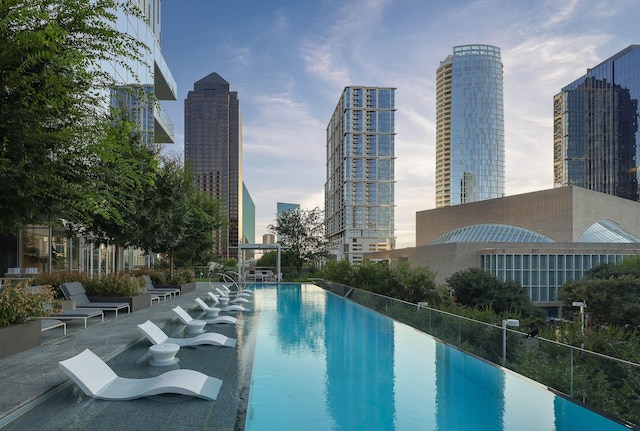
(83, 273), (144, 297)
(31, 271), (91, 299)
(0, 280), (55, 327)
(130, 268), (194, 286)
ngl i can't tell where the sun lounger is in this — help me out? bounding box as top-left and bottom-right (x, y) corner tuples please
(138, 320), (236, 348)
(220, 284), (253, 297)
(40, 319), (66, 335)
(207, 292), (250, 313)
(58, 348), (222, 400)
(143, 275), (180, 298)
(193, 298), (239, 324)
(215, 287), (250, 303)
(194, 297), (221, 317)
(40, 302), (104, 328)
(172, 306), (236, 334)
(61, 282), (130, 318)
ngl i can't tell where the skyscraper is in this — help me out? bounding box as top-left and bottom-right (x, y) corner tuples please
(243, 183), (255, 244)
(325, 86), (396, 264)
(184, 72), (242, 258)
(109, 0), (175, 152)
(554, 45), (640, 201)
(435, 44), (505, 208)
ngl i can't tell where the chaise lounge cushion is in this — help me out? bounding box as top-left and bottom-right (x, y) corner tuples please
(61, 282), (130, 317)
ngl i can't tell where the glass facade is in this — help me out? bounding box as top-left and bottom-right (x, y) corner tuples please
(242, 183), (255, 244)
(481, 252), (633, 305)
(554, 45), (640, 201)
(325, 87), (396, 263)
(103, 0), (176, 150)
(436, 45), (505, 207)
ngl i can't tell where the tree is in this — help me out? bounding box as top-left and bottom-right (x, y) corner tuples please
(446, 267), (546, 323)
(136, 155), (226, 274)
(0, 0), (147, 233)
(559, 274), (640, 327)
(268, 207), (329, 275)
(69, 110), (159, 245)
(173, 192), (225, 267)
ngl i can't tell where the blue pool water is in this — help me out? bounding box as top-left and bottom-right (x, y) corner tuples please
(245, 284), (629, 431)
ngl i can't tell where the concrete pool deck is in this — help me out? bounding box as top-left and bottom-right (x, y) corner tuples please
(0, 282), (256, 430)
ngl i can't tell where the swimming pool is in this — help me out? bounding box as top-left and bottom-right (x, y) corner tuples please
(245, 283), (629, 431)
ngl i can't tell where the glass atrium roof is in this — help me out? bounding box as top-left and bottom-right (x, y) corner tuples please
(579, 220), (640, 243)
(432, 224), (554, 244)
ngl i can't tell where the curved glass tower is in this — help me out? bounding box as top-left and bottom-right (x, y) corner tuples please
(435, 45), (505, 207)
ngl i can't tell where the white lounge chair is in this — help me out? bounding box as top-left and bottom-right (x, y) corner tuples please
(215, 288), (250, 304)
(194, 297), (221, 317)
(193, 298), (238, 324)
(172, 306), (237, 334)
(220, 284), (253, 298)
(207, 292), (250, 313)
(58, 348), (222, 400)
(138, 320), (236, 348)
(172, 306), (206, 334)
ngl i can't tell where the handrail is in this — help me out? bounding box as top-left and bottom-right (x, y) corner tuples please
(210, 272), (246, 292)
(223, 271), (247, 289)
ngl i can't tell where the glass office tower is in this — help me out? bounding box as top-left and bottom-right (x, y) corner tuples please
(325, 87), (396, 264)
(554, 45), (640, 201)
(184, 72), (242, 258)
(435, 45), (505, 208)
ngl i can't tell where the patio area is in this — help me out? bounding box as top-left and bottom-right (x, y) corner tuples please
(0, 282), (256, 430)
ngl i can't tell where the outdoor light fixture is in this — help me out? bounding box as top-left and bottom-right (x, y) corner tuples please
(417, 301), (429, 310)
(502, 318), (520, 366)
(572, 301), (586, 333)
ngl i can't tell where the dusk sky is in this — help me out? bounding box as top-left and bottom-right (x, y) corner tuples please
(158, 0), (640, 248)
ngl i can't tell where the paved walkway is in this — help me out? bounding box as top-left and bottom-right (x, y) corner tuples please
(0, 282), (256, 430)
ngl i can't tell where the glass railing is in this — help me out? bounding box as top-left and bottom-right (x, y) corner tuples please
(312, 279), (640, 427)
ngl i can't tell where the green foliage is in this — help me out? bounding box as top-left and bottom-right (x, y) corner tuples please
(321, 260), (355, 285)
(0, 0), (147, 233)
(32, 271), (92, 298)
(559, 261), (640, 327)
(268, 207), (329, 275)
(74, 112), (159, 244)
(83, 272), (143, 297)
(322, 260), (448, 305)
(130, 268), (194, 286)
(135, 155), (226, 271)
(446, 267), (546, 324)
(173, 192), (225, 267)
(0, 280), (55, 326)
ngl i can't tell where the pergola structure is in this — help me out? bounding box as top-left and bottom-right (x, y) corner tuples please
(237, 243), (281, 282)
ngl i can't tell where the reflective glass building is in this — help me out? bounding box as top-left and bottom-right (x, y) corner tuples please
(107, 0), (176, 151)
(184, 73), (242, 259)
(436, 45), (505, 208)
(554, 45), (640, 201)
(325, 87), (396, 264)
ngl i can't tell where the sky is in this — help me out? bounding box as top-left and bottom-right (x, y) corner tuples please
(158, 0), (640, 249)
